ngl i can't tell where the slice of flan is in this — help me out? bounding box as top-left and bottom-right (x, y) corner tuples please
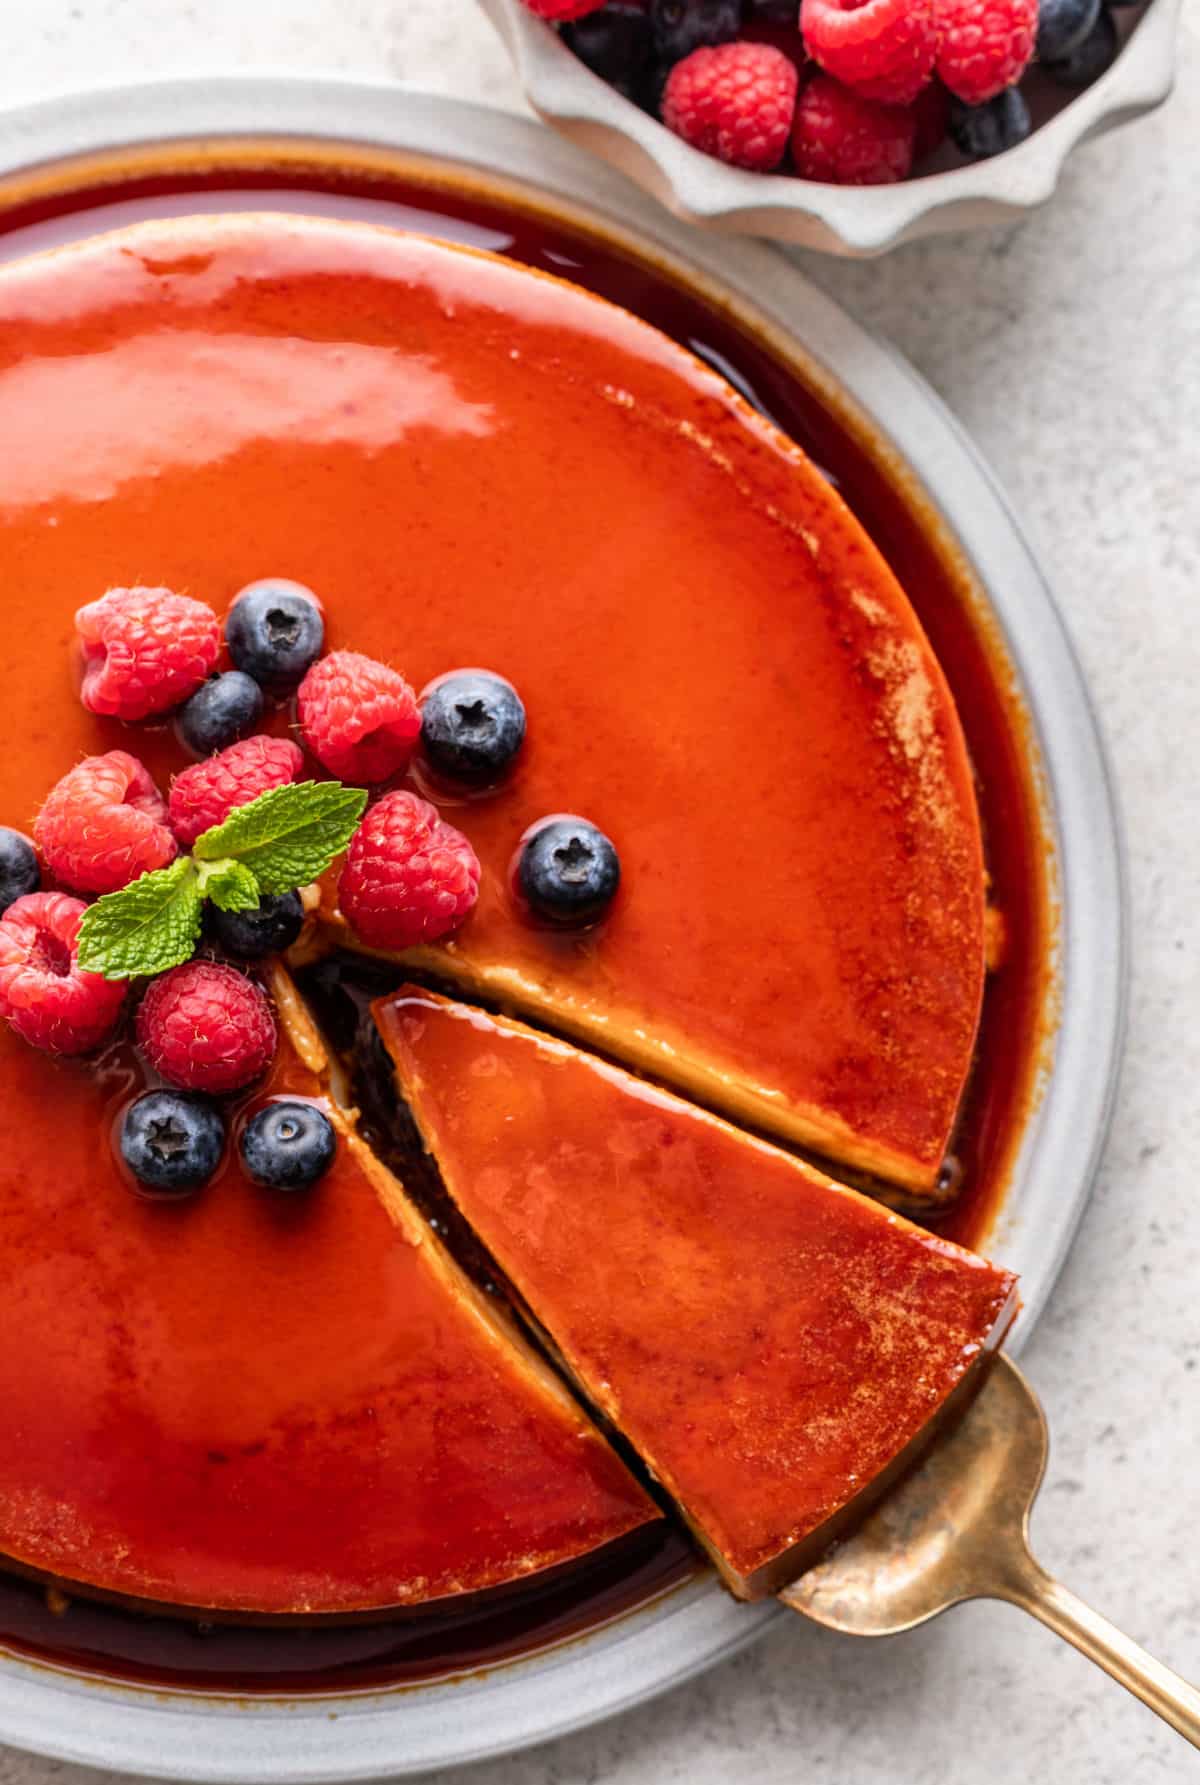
(0, 968), (655, 1617)
(0, 214), (984, 1192)
(376, 988), (1018, 1600)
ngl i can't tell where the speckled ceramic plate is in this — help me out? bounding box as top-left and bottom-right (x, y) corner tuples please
(0, 80), (1125, 1783)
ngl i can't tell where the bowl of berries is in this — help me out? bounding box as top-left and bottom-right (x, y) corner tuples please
(479, 0), (1178, 253)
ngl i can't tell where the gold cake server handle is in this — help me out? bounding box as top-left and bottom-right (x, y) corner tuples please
(781, 1354), (1200, 1749)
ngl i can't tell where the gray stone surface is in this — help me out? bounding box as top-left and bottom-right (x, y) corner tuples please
(0, 2), (1197, 1781)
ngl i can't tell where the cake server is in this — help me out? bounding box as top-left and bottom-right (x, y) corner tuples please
(782, 1353), (1200, 1749)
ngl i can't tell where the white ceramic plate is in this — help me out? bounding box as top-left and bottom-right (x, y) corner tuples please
(0, 81), (1125, 1782)
(480, 0), (1181, 256)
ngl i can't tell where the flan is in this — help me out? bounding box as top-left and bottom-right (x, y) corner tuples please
(0, 210), (1012, 1633)
(0, 967), (656, 1616)
(376, 989), (1018, 1599)
(0, 213), (985, 1193)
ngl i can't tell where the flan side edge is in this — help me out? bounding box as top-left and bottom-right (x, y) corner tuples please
(266, 961), (662, 1516)
(307, 922), (952, 1194)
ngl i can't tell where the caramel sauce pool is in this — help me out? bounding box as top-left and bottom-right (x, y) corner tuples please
(0, 154), (1052, 1694)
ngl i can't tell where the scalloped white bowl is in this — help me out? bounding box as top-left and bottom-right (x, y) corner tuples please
(479, 0), (1180, 256)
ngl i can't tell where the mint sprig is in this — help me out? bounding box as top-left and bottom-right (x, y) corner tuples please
(193, 781), (367, 895)
(77, 858), (205, 981)
(196, 858), (262, 913)
(76, 779), (367, 981)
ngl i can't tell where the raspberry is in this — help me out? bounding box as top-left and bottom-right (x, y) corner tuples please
(136, 961), (277, 1093)
(76, 588), (221, 722)
(935, 0), (1036, 103)
(662, 43), (799, 170)
(801, 0), (936, 104)
(34, 751), (176, 895)
(519, 0), (607, 16)
(339, 791), (481, 951)
(297, 651), (421, 785)
(791, 73), (916, 182)
(0, 892), (126, 1055)
(168, 735), (305, 850)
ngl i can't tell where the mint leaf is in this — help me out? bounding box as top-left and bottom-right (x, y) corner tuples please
(193, 781), (367, 895)
(76, 859), (204, 981)
(197, 858), (261, 913)
(72, 784), (365, 981)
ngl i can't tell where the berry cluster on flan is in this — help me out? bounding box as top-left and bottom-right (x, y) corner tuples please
(0, 211), (1010, 1627)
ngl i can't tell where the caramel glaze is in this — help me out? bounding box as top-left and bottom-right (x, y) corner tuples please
(0, 166), (1052, 1690)
(0, 968), (655, 1618)
(0, 1519), (693, 1693)
(0, 212), (984, 1194)
(377, 989), (1018, 1600)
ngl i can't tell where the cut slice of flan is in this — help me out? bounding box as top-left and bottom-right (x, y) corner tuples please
(0, 213), (985, 1193)
(0, 966), (656, 1617)
(376, 988), (1018, 1600)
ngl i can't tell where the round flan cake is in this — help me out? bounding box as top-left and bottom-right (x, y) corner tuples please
(0, 213), (1000, 1624)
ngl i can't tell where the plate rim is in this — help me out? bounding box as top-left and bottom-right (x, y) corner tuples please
(0, 77), (1128, 1783)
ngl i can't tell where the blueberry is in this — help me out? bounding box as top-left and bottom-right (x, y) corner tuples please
(1046, 7), (1118, 85)
(226, 580), (325, 691)
(949, 88), (1032, 158)
(744, 0), (801, 17)
(420, 669), (527, 787)
(0, 828), (40, 915)
(205, 892), (305, 961)
(650, 0), (741, 63)
(1037, 0), (1101, 60)
(240, 1099), (337, 1191)
(563, 4), (653, 91)
(120, 1090), (225, 1196)
(177, 671), (265, 756)
(517, 817), (620, 927)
